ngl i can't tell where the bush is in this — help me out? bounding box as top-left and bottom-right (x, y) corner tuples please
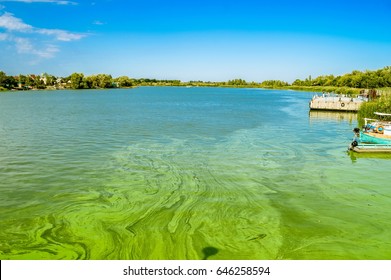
(358, 95), (391, 125)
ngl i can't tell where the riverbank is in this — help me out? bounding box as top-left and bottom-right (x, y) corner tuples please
(2, 66), (390, 93)
(0, 83), (371, 95)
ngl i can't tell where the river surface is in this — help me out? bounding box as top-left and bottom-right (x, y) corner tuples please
(1, 87), (390, 260)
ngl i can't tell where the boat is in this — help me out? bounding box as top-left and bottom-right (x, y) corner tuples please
(350, 143), (391, 153)
(349, 112), (391, 152)
(309, 93), (367, 112)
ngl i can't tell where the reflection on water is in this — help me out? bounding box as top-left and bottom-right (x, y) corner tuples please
(309, 110), (357, 123)
(348, 150), (391, 162)
(1, 88), (391, 260)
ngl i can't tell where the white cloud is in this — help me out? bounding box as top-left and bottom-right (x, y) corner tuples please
(35, 44), (60, 58)
(0, 0), (77, 5)
(14, 36), (33, 53)
(0, 12), (84, 59)
(0, 12), (85, 40)
(0, 12), (32, 31)
(10, 36), (59, 58)
(37, 28), (85, 41)
(92, 20), (105, 26)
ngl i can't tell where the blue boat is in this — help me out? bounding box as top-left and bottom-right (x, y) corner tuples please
(358, 131), (391, 144)
(349, 112), (391, 152)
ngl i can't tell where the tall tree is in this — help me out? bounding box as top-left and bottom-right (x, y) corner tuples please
(115, 76), (133, 87)
(70, 73), (85, 89)
(0, 71), (17, 89)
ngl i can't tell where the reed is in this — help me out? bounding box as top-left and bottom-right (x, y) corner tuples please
(285, 85), (361, 95)
(377, 87), (391, 96)
(358, 94), (391, 126)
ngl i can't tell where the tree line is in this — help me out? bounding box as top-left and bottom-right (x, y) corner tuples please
(1, 66), (391, 91)
(292, 66), (391, 88)
(0, 71), (190, 90)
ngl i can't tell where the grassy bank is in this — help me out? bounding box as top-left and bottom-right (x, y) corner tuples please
(259, 85), (362, 95)
(284, 85), (362, 95)
(377, 87), (391, 96)
(358, 94), (391, 126)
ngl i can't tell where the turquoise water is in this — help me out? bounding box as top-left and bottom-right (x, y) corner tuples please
(1, 87), (390, 260)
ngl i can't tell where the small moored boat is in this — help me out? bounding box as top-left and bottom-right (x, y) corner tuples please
(349, 112), (391, 152)
(350, 143), (391, 153)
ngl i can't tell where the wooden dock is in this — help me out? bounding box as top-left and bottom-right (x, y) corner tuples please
(309, 95), (366, 112)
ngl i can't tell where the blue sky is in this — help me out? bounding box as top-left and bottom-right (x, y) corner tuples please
(0, 0), (390, 82)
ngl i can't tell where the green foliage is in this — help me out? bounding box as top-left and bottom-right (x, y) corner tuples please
(69, 73), (85, 89)
(358, 94), (391, 125)
(227, 79), (248, 86)
(0, 71), (7, 87)
(1, 66), (391, 92)
(97, 74), (113, 88)
(287, 85), (361, 95)
(292, 67), (391, 89)
(114, 76), (133, 87)
(0, 71), (17, 89)
(84, 74), (114, 89)
(260, 80), (289, 88)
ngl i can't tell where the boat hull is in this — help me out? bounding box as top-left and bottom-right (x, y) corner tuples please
(359, 132), (391, 144)
(351, 143), (391, 153)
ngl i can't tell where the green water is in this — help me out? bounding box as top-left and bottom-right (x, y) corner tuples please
(1, 87), (390, 260)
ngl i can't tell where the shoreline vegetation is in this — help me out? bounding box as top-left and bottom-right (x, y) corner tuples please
(1, 67), (391, 96)
(2, 67), (391, 118)
(358, 94), (391, 122)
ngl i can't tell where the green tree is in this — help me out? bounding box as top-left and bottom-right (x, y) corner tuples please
(41, 73), (56, 86)
(97, 74), (113, 88)
(0, 71), (7, 88)
(227, 79), (247, 86)
(115, 76), (133, 87)
(34, 75), (46, 89)
(0, 72), (17, 89)
(69, 73), (85, 89)
(84, 74), (113, 88)
(84, 75), (97, 89)
(260, 80), (288, 88)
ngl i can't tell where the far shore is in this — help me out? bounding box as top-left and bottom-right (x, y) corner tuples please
(2, 84), (391, 97)
(1, 66), (391, 95)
